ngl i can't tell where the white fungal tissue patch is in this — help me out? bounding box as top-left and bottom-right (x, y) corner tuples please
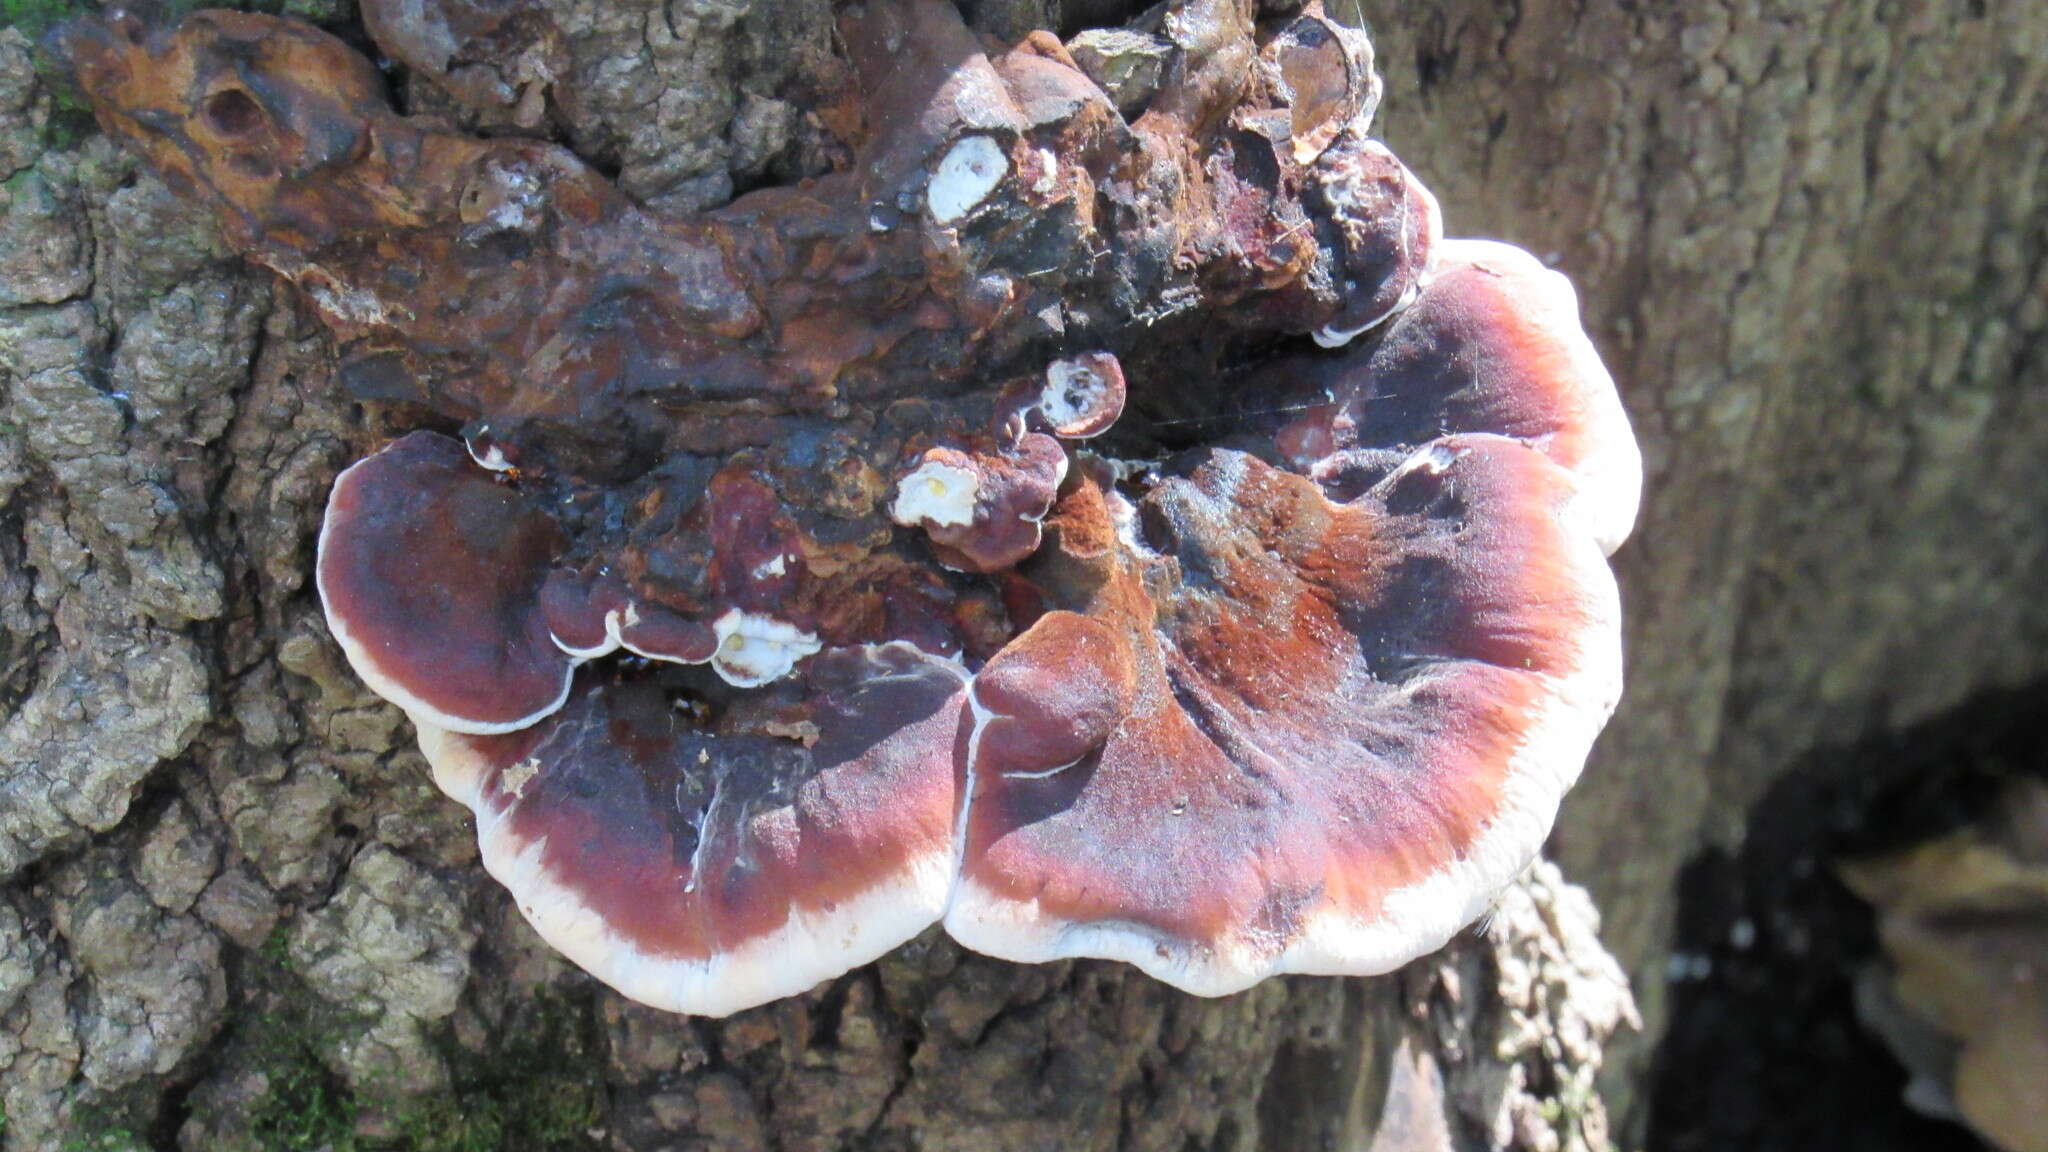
(710, 609), (822, 687)
(927, 135), (1009, 225)
(751, 554), (789, 579)
(1311, 285), (1418, 349)
(305, 275), (402, 328)
(1394, 441), (1465, 478)
(478, 163), (543, 233)
(465, 429), (513, 472)
(1042, 358), (1110, 428)
(1031, 147), (1059, 194)
(891, 459), (981, 528)
(502, 757), (541, 799)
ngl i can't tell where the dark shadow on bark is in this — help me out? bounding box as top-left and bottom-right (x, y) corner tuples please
(1648, 679), (2048, 1152)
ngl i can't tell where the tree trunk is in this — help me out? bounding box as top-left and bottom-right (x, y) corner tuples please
(0, 0), (2041, 1149)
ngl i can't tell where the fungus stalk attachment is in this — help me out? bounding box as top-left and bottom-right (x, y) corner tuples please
(70, 0), (1640, 1015)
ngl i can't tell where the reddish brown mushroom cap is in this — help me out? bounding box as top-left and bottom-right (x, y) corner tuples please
(416, 643), (969, 1016)
(945, 439), (1622, 993)
(82, 0), (1642, 1014)
(967, 611), (1136, 778)
(317, 431), (574, 734)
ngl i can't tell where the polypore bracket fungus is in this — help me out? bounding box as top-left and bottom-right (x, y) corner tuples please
(890, 434), (1068, 573)
(70, 0), (1642, 1016)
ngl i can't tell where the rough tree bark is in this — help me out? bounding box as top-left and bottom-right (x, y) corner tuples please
(0, 0), (2042, 1149)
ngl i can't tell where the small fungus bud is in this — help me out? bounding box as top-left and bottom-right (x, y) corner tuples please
(463, 419), (515, 472)
(1039, 353), (1127, 439)
(890, 438), (1066, 573)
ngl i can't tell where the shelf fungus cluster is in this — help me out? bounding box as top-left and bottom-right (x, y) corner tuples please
(69, 0), (1641, 1014)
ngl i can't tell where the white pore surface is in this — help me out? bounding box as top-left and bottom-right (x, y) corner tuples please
(890, 459), (981, 528)
(927, 135), (1008, 225)
(710, 609), (823, 688)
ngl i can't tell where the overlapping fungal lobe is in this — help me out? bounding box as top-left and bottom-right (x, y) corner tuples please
(948, 441), (1624, 991)
(536, 567), (718, 665)
(414, 646), (969, 1016)
(317, 432), (573, 734)
(324, 431), (901, 702)
(319, 430), (980, 1016)
(1267, 240), (1643, 553)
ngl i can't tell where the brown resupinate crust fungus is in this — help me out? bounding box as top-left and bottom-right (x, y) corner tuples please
(65, 0), (1641, 1015)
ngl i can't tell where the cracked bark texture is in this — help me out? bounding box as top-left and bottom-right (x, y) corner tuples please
(0, 0), (2042, 1149)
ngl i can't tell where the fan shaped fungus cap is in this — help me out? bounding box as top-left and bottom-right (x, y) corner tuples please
(317, 432), (573, 735)
(79, 0), (1642, 1017)
(946, 439), (1623, 992)
(415, 645), (969, 1015)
